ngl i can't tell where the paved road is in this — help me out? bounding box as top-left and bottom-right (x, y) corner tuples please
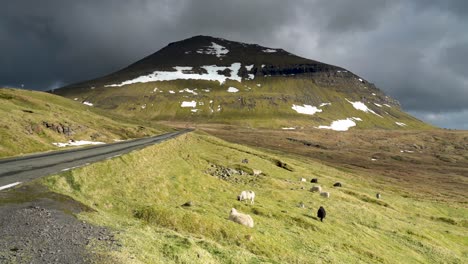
(0, 129), (192, 189)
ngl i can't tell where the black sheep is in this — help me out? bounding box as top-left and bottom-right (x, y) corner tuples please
(333, 182), (342, 187)
(317, 206), (326, 222)
(311, 178), (318, 183)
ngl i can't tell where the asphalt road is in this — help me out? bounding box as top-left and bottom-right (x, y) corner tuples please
(0, 129), (192, 189)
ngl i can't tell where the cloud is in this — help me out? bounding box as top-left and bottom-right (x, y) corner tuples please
(410, 110), (468, 130)
(0, 0), (467, 129)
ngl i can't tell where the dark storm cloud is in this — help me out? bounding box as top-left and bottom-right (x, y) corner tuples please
(0, 0), (467, 128)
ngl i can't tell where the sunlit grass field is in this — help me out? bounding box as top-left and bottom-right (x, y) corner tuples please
(0, 88), (170, 158)
(41, 132), (467, 263)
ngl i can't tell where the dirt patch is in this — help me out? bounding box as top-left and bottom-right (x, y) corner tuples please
(0, 184), (120, 263)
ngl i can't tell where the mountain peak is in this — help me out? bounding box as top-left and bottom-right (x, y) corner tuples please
(52, 35), (430, 130)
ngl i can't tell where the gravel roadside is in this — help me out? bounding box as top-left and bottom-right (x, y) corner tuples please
(0, 184), (120, 263)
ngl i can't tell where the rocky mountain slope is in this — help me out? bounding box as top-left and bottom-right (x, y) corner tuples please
(53, 35), (431, 130)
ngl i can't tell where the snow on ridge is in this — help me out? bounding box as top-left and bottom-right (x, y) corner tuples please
(383, 104), (392, 107)
(247, 74), (255, 80)
(105, 63), (242, 86)
(227, 87), (239, 93)
(346, 99), (382, 117)
(245, 64), (254, 71)
(319, 102), (331, 107)
(263, 49), (277, 53)
(174, 66), (193, 71)
(83, 101), (93, 106)
(374, 103), (382, 107)
(169, 90), (175, 94)
(181, 101), (197, 108)
(179, 88), (198, 95)
(282, 127), (296, 130)
(395, 122), (407, 127)
(318, 118), (357, 131)
(196, 42), (229, 57)
(292, 104), (322, 115)
(53, 140), (105, 148)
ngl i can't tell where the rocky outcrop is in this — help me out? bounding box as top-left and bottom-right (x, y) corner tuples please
(42, 122), (74, 136)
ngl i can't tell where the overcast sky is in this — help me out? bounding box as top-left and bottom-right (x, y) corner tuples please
(1, 0), (467, 129)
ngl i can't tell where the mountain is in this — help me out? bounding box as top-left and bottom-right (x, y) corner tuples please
(0, 87), (168, 157)
(53, 35), (432, 130)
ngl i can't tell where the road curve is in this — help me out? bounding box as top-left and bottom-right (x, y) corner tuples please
(0, 129), (192, 189)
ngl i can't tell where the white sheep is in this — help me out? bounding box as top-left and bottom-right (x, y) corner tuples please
(300, 177), (306, 182)
(376, 193), (381, 199)
(229, 208), (254, 228)
(320, 192), (330, 198)
(253, 169), (262, 176)
(310, 186), (322, 192)
(238, 190), (255, 204)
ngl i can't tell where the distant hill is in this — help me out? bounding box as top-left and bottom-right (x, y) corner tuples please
(0, 88), (168, 157)
(53, 35), (432, 130)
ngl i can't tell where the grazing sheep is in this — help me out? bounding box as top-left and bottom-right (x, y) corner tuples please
(310, 186), (322, 192)
(300, 177), (307, 182)
(320, 192), (330, 198)
(311, 178), (318, 183)
(242, 159), (249, 164)
(333, 182), (342, 187)
(238, 190), (255, 204)
(229, 208), (254, 228)
(376, 193), (381, 199)
(253, 169), (262, 176)
(317, 206), (326, 222)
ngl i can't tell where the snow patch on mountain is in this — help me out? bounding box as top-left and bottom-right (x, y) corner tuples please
(291, 104), (322, 115)
(263, 49), (277, 53)
(227, 87), (239, 93)
(82, 101), (93, 106)
(105, 63), (242, 86)
(245, 64), (254, 71)
(196, 42), (229, 57)
(346, 99), (382, 117)
(395, 122), (407, 127)
(181, 101), (197, 107)
(179, 88), (198, 95)
(318, 118), (357, 131)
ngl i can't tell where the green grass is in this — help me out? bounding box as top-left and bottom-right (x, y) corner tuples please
(0, 87), (171, 158)
(54, 77), (433, 130)
(40, 132), (467, 263)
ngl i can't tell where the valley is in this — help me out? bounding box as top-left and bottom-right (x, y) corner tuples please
(0, 35), (466, 263)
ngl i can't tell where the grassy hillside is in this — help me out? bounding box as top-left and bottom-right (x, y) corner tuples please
(54, 76), (433, 130)
(0, 88), (171, 158)
(40, 132), (467, 263)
